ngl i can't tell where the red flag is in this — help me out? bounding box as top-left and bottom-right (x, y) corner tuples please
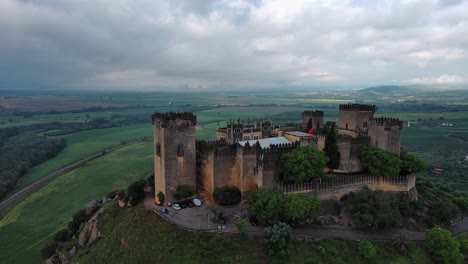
(308, 128), (314, 134)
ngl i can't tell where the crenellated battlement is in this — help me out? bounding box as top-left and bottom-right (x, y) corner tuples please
(370, 117), (403, 129)
(302, 110), (324, 117)
(152, 112), (197, 126)
(339, 104), (377, 112)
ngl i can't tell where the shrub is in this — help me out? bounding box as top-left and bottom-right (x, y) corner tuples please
(174, 185), (195, 200)
(127, 179), (147, 205)
(459, 239), (468, 253)
(41, 241), (58, 259)
(213, 186), (242, 206)
(358, 240), (376, 259)
(106, 189), (126, 199)
(264, 222), (292, 257)
(68, 209), (87, 234)
(235, 219), (248, 233)
(53, 228), (71, 242)
(157, 191), (165, 205)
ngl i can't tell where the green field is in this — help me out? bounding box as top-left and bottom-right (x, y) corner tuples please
(14, 124), (153, 190)
(0, 142), (153, 264)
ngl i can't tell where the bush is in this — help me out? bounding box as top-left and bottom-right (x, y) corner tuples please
(459, 239), (468, 253)
(157, 191), (165, 205)
(53, 228), (71, 242)
(41, 241), (58, 259)
(68, 209), (88, 234)
(358, 240), (376, 259)
(174, 185), (195, 200)
(264, 222), (292, 257)
(213, 186), (242, 206)
(235, 219), (248, 233)
(106, 189), (126, 199)
(127, 180), (147, 205)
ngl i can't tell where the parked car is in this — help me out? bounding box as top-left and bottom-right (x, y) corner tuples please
(171, 203), (181, 211)
(192, 198), (202, 207)
(158, 207), (169, 214)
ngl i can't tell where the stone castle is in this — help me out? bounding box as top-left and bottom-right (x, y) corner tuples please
(152, 104), (414, 204)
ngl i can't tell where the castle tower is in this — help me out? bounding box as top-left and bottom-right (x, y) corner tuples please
(338, 104), (377, 136)
(152, 112), (197, 204)
(302, 110), (324, 129)
(368, 117), (403, 155)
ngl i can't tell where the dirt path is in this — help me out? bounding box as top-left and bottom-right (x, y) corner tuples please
(447, 134), (465, 143)
(0, 141), (142, 213)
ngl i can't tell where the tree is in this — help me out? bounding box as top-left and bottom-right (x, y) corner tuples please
(283, 193), (321, 223)
(425, 228), (463, 264)
(235, 219), (248, 233)
(249, 188), (285, 223)
(213, 186), (242, 206)
(280, 147), (328, 182)
(324, 126), (340, 170)
(359, 146), (400, 177)
(306, 118), (312, 131)
(358, 240), (377, 259)
(264, 222), (292, 257)
(392, 232), (410, 255)
(41, 241), (58, 259)
(173, 184), (194, 200)
(400, 151), (425, 176)
(127, 179), (146, 205)
(426, 199), (459, 226)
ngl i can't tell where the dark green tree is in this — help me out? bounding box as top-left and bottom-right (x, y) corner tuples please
(264, 222), (292, 257)
(425, 228), (463, 264)
(213, 185), (242, 206)
(359, 146), (400, 177)
(280, 147), (328, 182)
(127, 179), (147, 205)
(426, 199), (459, 226)
(283, 193), (321, 223)
(400, 151), (425, 176)
(324, 126), (340, 170)
(306, 118), (312, 131)
(249, 188), (285, 223)
(157, 191), (165, 205)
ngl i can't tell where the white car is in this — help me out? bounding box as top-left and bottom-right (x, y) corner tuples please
(192, 198), (202, 207)
(171, 203), (181, 211)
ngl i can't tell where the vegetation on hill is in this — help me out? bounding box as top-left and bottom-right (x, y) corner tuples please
(249, 188), (321, 224)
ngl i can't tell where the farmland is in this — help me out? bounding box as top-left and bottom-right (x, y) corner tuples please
(0, 142), (153, 264)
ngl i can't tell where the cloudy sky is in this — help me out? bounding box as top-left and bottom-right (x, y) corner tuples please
(1, 0), (467, 91)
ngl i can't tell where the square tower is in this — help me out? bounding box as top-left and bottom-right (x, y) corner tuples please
(338, 104), (377, 136)
(152, 112), (197, 204)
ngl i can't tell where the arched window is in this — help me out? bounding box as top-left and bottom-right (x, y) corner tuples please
(156, 142), (161, 156)
(177, 143), (184, 157)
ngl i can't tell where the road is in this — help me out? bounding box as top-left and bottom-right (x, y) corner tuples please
(0, 141), (141, 212)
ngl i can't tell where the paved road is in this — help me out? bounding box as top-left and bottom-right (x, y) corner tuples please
(0, 141), (141, 212)
(146, 198), (468, 241)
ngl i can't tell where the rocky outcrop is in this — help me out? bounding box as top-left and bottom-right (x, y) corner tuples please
(85, 200), (99, 215)
(78, 208), (104, 246)
(43, 252), (69, 264)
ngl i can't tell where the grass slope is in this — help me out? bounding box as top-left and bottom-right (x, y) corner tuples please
(72, 203), (431, 264)
(0, 142), (153, 264)
(15, 124), (152, 189)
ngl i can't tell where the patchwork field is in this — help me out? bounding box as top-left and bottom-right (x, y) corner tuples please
(0, 142), (153, 264)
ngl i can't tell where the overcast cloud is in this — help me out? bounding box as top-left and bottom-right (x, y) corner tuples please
(0, 0), (467, 91)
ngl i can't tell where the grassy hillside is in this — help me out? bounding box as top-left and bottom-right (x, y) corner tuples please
(0, 142), (153, 264)
(69, 203), (432, 264)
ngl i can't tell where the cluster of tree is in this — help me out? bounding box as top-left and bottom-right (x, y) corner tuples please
(359, 146), (425, 177)
(213, 186), (242, 206)
(280, 147), (328, 182)
(0, 134), (66, 199)
(249, 188), (321, 224)
(338, 187), (423, 230)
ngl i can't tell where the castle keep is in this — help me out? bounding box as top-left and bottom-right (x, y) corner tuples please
(152, 104), (409, 204)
